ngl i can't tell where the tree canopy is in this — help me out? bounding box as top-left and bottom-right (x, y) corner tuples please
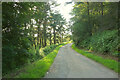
(2, 2), (67, 74)
(70, 2), (119, 55)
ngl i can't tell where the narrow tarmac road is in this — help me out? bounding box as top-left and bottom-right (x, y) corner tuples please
(44, 43), (118, 78)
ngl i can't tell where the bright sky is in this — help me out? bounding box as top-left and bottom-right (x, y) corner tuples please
(52, 0), (74, 23)
(51, 0), (74, 35)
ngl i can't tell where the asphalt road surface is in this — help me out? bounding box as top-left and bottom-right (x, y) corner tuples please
(44, 43), (118, 78)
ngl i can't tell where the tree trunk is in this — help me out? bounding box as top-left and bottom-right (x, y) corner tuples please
(40, 37), (42, 47)
(24, 23), (27, 37)
(101, 2), (103, 16)
(87, 2), (92, 36)
(43, 20), (47, 47)
(42, 35), (44, 47)
(53, 26), (56, 44)
(50, 32), (52, 45)
(37, 25), (40, 46)
(38, 20), (42, 48)
(100, 2), (104, 31)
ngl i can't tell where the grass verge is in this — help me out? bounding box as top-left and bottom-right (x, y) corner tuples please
(7, 43), (66, 78)
(71, 44), (119, 73)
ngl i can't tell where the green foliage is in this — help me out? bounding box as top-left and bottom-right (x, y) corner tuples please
(5, 44), (65, 78)
(28, 45), (43, 63)
(3, 43), (59, 76)
(80, 30), (119, 56)
(71, 2), (119, 56)
(71, 44), (119, 73)
(2, 38), (31, 75)
(42, 44), (57, 55)
(2, 2), (47, 75)
(2, 2), (67, 76)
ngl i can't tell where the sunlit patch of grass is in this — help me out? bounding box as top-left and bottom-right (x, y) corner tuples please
(14, 43), (67, 78)
(71, 44), (119, 73)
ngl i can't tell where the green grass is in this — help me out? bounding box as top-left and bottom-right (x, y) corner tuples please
(71, 44), (119, 73)
(10, 43), (66, 78)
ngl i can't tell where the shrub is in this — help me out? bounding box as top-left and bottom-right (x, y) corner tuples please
(42, 44), (57, 55)
(80, 30), (119, 56)
(28, 45), (43, 63)
(2, 38), (31, 75)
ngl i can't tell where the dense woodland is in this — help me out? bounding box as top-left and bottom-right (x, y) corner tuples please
(2, 2), (119, 76)
(2, 2), (68, 74)
(70, 2), (119, 56)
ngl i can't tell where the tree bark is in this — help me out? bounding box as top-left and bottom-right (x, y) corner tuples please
(43, 20), (47, 47)
(87, 2), (92, 36)
(50, 31), (52, 45)
(53, 26), (56, 44)
(100, 2), (103, 31)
